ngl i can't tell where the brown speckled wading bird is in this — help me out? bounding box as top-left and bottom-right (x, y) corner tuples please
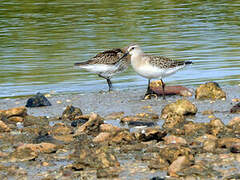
(118, 44), (192, 99)
(74, 47), (130, 91)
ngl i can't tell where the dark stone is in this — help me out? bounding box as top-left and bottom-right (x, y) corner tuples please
(25, 92), (51, 107)
(150, 177), (165, 180)
(33, 130), (63, 145)
(230, 102), (240, 114)
(71, 119), (88, 127)
(128, 121), (155, 127)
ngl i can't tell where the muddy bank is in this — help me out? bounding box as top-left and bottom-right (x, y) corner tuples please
(0, 85), (239, 179)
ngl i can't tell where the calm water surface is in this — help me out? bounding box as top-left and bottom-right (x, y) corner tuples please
(0, 0), (240, 98)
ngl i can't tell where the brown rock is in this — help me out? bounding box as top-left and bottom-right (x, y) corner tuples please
(218, 137), (240, 148)
(16, 143), (57, 154)
(183, 122), (208, 135)
(136, 112), (159, 119)
(4, 106), (27, 118)
(61, 105), (82, 120)
(53, 134), (74, 143)
(100, 124), (121, 132)
(51, 123), (72, 135)
(71, 142), (120, 170)
(7, 116), (24, 123)
(93, 132), (111, 143)
(104, 112), (124, 120)
(163, 135), (187, 145)
(162, 113), (185, 129)
(8, 146), (38, 162)
(168, 156), (191, 177)
(96, 167), (120, 178)
(111, 130), (135, 144)
(150, 80), (192, 97)
(195, 82), (226, 100)
(0, 120), (10, 132)
(121, 116), (145, 123)
(159, 145), (193, 164)
(209, 118), (225, 128)
(195, 134), (218, 143)
(74, 113), (104, 136)
(148, 156), (169, 170)
(135, 127), (167, 142)
(202, 110), (214, 115)
(203, 139), (216, 152)
(230, 102), (240, 114)
(228, 117), (240, 126)
(161, 99), (197, 118)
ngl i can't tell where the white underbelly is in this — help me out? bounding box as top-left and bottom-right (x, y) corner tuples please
(77, 64), (115, 74)
(133, 63), (185, 79)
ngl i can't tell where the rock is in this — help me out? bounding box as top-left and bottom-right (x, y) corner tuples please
(230, 143), (240, 153)
(74, 113), (104, 136)
(53, 135), (74, 143)
(3, 106), (27, 118)
(168, 156), (191, 177)
(228, 117), (240, 126)
(159, 145), (193, 164)
(50, 123), (72, 135)
(202, 110), (214, 115)
(121, 116), (147, 123)
(23, 115), (49, 127)
(218, 137), (240, 148)
(209, 118), (226, 136)
(110, 130), (135, 144)
(163, 135), (187, 145)
(203, 139), (216, 152)
(120, 143), (147, 153)
(16, 143), (58, 154)
(183, 122), (208, 136)
(0, 120), (10, 132)
(148, 156), (169, 170)
(7, 147), (38, 162)
(194, 134), (218, 143)
(161, 99), (197, 118)
(71, 135), (120, 170)
(100, 124), (121, 132)
(7, 116), (24, 123)
(25, 92), (51, 107)
(162, 113), (185, 129)
(93, 132), (111, 143)
(104, 112), (124, 120)
(96, 167), (120, 178)
(71, 119), (88, 127)
(33, 131), (62, 144)
(136, 112), (159, 120)
(195, 82), (226, 100)
(150, 80), (192, 97)
(128, 121), (155, 127)
(150, 177), (166, 180)
(230, 102), (240, 114)
(135, 127), (167, 142)
(61, 105), (82, 121)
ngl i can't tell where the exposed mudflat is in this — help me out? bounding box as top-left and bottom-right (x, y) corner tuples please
(0, 85), (239, 179)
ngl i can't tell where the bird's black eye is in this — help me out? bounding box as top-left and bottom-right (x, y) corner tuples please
(131, 47), (135, 50)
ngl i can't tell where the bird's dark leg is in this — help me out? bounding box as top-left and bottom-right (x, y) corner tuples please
(160, 79), (166, 100)
(106, 78), (112, 92)
(98, 74), (112, 92)
(144, 79), (157, 99)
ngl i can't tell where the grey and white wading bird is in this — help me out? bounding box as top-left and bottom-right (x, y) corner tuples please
(119, 44), (192, 99)
(74, 47), (130, 91)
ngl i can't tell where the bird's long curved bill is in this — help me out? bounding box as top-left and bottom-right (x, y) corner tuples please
(118, 52), (129, 61)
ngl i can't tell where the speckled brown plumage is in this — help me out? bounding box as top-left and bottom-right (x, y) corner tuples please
(146, 55), (191, 69)
(75, 48), (128, 66)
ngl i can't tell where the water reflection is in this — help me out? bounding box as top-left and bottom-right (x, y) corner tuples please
(0, 0), (239, 97)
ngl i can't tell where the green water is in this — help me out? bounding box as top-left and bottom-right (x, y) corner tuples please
(0, 0), (240, 97)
